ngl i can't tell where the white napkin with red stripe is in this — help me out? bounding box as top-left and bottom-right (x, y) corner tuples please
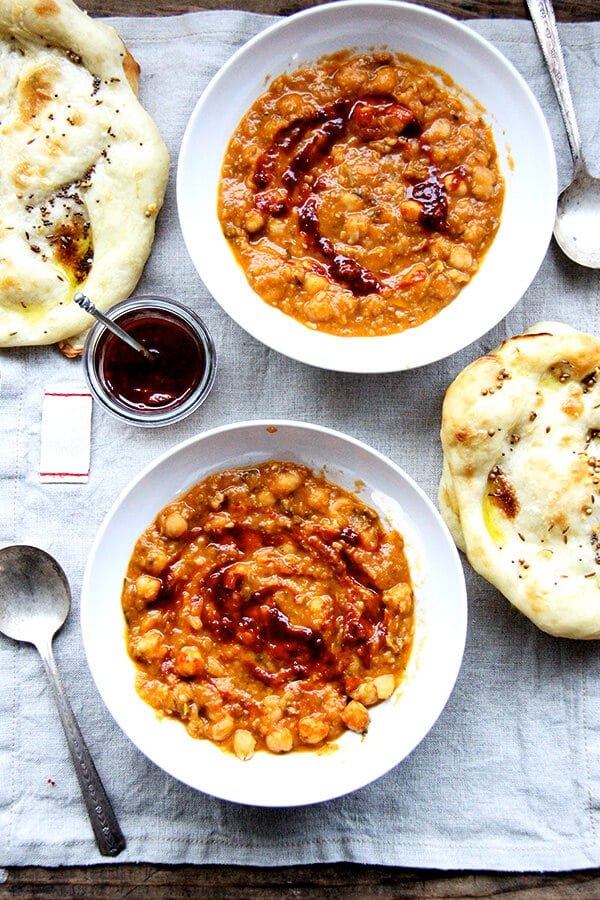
(39, 383), (92, 484)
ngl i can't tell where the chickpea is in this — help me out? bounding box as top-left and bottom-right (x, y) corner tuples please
(163, 511), (188, 539)
(276, 92), (305, 117)
(383, 582), (412, 615)
(185, 613), (203, 631)
(368, 65), (397, 95)
(174, 683), (194, 705)
(467, 146), (490, 166)
(351, 679), (378, 707)
(208, 714), (235, 742)
(266, 725), (294, 753)
(233, 729), (256, 761)
(443, 172), (467, 196)
(448, 245), (473, 271)
(133, 630), (167, 662)
(143, 546), (169, 575)
(298, 714), (329, 745)
(267, 219), (287, 240)
(446, 268), (470, 284)
(330, 496), (353, 517)
(209, 491), (225, 510)
(430, 273), (455, 302)
(262, 694), (283, 726)
(342, 700), (370, 733)
(471, 166), (496, 201)
(304, 291), (334, 323)
(174, 646), (204, 678)
(374, 674), (396, 701)
(244, 209), (266, 234)
(399, 199), (422, 223)
(196, 682), (223, 716)
(305, 484), (330, 512)
(334, 62), (368, 92)
(139, 609), (161, 632)
(304, 272), (330, 293)
(271, 468), (303, 496)
(263, 695), (282, 711)
(342, 211), (370, 245)
(307, 595), (331, 627)
(203, 512), (234, 531)
(462, 221), (486, 244)
(422, 117), (452, 142)
(135, 574), (161, 603)
(358, 525), (380, 551)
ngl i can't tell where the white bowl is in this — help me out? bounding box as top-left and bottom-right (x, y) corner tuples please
(81, 420), (467, 807)
(177, 0), (557, 373)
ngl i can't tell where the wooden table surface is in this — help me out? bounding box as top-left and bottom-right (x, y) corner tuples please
(3, 0), (599, 897)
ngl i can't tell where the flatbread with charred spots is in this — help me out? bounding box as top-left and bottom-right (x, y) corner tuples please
(439, 322), (600, 639)
(0, 0), (169, 353)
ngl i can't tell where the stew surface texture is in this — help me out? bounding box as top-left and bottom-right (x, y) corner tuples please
(122, 461), (415, 758)
(218, 50), (504, 337)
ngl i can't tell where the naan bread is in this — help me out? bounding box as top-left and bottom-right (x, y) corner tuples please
(439, 322), (600, 639)
(0, 0), (169, 352)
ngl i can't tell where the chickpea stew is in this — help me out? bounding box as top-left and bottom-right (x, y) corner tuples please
(218, 50), (504, 337)
(122, 461), (415, 759)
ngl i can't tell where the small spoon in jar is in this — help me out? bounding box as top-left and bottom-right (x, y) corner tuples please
(526, 0), (600, 267)
(0, 545), (126, 857)
(74, 292), (155, 362)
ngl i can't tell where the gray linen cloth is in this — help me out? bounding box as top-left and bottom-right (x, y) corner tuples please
(1, 9), (600, 871)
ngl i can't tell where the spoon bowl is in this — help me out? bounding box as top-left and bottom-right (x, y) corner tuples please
(0, 545), (125, 857)
(526, 0), (600, 268)
(555, 165), (600, 268)
(0, 545), (70, 644)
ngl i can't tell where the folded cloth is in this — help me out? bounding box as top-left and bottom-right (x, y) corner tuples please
(1, 9), (600, 873)
(39, 384), (92, 484)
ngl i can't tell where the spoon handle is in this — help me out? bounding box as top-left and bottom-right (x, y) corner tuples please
(73, 292), (154, 362)
(525, 0), (584, 169)
(37, 636), (126, 857)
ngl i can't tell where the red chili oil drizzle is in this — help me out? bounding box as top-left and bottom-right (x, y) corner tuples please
(251, 95), (422, 296)
(299, 195), (381, 295)
(99, 311), (205, 411)
(204, 575), (330, 687)
(154, 522), (388, 687)
(407, 168), (448, 232)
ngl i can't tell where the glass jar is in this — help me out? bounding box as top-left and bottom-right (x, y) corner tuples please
(83, 296), (216, 427)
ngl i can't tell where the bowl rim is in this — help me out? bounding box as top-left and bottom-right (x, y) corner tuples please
(81, 418), (468, 806)
(176, 0), (557, 373)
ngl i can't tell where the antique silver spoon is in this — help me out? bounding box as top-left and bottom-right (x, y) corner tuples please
(0, 545), (126, 857)
(526, 0), (600, 268)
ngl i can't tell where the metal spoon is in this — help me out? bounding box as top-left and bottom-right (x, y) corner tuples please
(526, 0), (600, 268)
(0, 545), (126, 857)
(73, 292), (155, 362)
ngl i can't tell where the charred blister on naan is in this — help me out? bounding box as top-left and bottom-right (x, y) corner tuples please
(486, 465), (520, 520)
(24, 173), (94, 286)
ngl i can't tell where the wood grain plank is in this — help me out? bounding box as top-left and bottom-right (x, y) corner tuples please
(82, 0), (598, 20)
(3, 864), (600, 899)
